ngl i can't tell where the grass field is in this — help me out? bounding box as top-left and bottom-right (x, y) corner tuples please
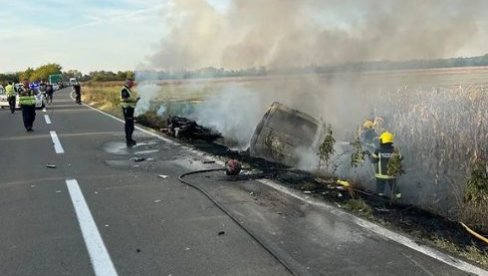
(81, 68), (488, 266)
(82, 67), (488, 227)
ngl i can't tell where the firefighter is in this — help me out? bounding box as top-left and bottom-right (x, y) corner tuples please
(5, 81), (16, 114)
(359, 119), (379, 151)
(371, 131), (402, 199)
(120, 78), (140, 147)
(19, 79), (37, 132)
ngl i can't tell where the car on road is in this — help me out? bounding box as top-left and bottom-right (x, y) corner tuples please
(0, 84), (47, 110)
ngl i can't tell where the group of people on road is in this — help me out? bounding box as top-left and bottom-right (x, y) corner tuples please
(3, 79), (59, 132)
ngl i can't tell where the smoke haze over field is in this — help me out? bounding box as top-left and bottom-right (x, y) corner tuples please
(134, 0), (488, 215)
(145, 0), (487, 70)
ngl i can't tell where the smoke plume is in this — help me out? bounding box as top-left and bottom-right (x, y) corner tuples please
(134, 0), (488, 215)
(145, 0), (486, 70)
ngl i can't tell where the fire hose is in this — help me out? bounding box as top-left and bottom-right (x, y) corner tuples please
(460, 222), (488, 246)
(178, 168), (310, 276)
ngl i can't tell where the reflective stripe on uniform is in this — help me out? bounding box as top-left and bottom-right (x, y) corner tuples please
(120, 87), (137, 108)
(19, 95), (36, 106)
(375, 173), (396, 180)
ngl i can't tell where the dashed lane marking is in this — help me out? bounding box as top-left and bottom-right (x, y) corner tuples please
(49, 131), (64, 154)
(44, 114), (51, 124)
(66, 179), (118, 276)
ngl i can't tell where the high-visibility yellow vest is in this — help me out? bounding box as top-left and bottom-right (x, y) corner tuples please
(5, 84), (15, 96)
(19, 90), (36, 106)
(120, 86), (137, 108)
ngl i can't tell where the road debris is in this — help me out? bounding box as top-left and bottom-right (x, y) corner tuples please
(46, 164), (57, 168)
(132, 156), (146, 162)
(225, 159), (242, 175)
(159, 174), (169, 179)
(164, 116), (221, 141)
(218, 231), (225, 236)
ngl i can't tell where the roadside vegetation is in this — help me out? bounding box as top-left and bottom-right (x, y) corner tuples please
(82, 79), (488, 268)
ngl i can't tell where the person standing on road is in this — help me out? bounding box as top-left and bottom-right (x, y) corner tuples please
(120, 78), (140, 147)
(19, 79), (36, 132)
(73, 82), (81, 104)
(5, 81), (16, 114)
(45, 83), (54, 104)
(370, 131), (403, 199)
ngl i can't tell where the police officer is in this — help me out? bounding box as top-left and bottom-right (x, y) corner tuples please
(371, 131), (402, 199)
(19, 79), (36, 132)
(5, 81), (16, 114)
(120, 78), (140, 147)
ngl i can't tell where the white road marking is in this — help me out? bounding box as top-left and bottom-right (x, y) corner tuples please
(66, 179), (118, 276)
(257, 179), (488, 276)
(44, 114), (52, 124)
(49, 131), (64, 154)
(86, 103), (488, 276)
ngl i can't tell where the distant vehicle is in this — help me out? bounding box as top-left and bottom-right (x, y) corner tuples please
(69, 78), (78, 86)
(0, 84), (47, 110)
(52, 83), (60, 90)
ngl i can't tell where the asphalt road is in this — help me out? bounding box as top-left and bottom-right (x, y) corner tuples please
(0, 88), (485, 276)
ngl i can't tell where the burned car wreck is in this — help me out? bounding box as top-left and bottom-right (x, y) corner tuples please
(160, 102), (325, 168)
(249, 102), (325, 167)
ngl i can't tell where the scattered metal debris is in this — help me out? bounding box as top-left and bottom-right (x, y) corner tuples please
(132, 157), (146, 162)
(164, 116), (221, 141)
(159, 174), (168, 179)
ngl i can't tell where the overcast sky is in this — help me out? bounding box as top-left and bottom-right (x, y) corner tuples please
(0, 0), (486, 74)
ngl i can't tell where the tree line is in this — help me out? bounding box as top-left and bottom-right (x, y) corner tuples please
(0, 64), (134, 84)
(2, 53), (488, 84)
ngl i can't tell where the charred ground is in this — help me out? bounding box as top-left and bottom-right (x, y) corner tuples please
(135, 112), (488, 268)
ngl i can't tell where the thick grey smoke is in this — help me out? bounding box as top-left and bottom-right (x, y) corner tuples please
(146, 0), (486, 70)
(135, 0), (488, 215)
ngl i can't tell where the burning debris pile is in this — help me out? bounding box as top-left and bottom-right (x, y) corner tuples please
(164, 116), (222, 141)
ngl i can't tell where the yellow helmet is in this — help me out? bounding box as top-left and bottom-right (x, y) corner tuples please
(379, 131), (394, 144)
(363, 120), (374, 129)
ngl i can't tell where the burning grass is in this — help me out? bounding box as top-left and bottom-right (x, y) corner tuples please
(369, 84), (488, 228)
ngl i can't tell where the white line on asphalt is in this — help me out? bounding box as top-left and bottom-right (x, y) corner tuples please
(257, 179), (488, 276)
(66, 179), (118, 276)
(83, 104), (177, 145)
(85, 103), (488, 276)
(49, 131), (64, 154)
(44, 114), (52, 124)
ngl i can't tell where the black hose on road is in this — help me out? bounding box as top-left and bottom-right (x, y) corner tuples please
(178, 169), (312, 276)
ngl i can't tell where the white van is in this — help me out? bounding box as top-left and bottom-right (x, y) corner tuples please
(69, 78), (77, 86)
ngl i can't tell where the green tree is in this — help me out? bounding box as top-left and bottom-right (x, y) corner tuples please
(318, 124), (335, 170)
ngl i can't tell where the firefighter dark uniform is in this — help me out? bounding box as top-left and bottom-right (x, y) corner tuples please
(5, 82), (16, 114)
(371, 131), (402, 199)
(19, 87), (36, 131)
(359, 120), (379, 152)
(120, 79), (139, 147)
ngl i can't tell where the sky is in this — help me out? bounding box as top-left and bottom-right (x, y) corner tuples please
(0, 0), (487, 74)
(0, 0), (226, 73)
